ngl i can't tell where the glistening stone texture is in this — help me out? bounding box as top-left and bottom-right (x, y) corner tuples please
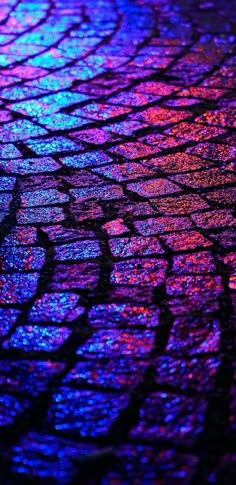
(0, 0), (235, 483)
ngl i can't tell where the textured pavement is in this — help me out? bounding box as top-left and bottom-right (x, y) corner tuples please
(0, 0), (236, 483)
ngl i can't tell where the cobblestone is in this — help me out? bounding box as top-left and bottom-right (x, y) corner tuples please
(0, 0), (235, 483)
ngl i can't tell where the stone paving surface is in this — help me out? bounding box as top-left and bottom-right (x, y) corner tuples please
(0, 0), (236, 483)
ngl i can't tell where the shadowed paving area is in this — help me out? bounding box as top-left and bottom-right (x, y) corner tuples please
(0, 0), (236, 483)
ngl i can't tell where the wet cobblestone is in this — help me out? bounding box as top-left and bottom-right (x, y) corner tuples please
(0, 0), (235, 483)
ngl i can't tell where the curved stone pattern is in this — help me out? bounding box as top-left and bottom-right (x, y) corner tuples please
(0, 0), (235, 483)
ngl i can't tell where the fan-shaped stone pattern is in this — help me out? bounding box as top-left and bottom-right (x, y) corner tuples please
(0, 0), (235, 483)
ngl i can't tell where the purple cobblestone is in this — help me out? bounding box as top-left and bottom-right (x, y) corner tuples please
(0, 0), (235, 483)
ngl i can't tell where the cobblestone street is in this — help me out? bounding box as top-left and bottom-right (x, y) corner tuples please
(0, 0), (236, 483)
